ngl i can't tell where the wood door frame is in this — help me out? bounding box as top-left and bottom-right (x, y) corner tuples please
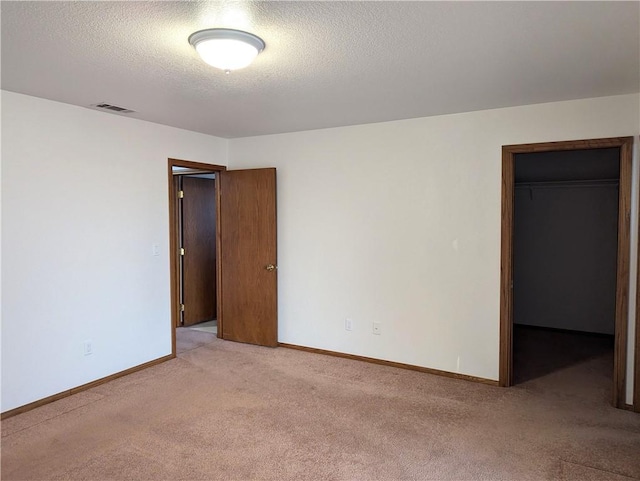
(168, 158), (226, 356)
(499, 137), (635, 410)
(636, 172), (640, 413)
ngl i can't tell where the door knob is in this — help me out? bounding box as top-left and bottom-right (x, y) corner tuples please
(265, 264), (277, 271)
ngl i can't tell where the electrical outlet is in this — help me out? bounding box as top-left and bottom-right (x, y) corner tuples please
(372, 322), (381, 335)
(83, 340), (93, 356)
(151, 243), (160, 256)
(345, 318), (353, 331)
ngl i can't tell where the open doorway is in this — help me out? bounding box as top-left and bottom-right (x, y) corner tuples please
(500, 137), (635, 410)
(168, 159), (226, 355)
(174, 170), (217, 333)
(168, 159), (279, 356)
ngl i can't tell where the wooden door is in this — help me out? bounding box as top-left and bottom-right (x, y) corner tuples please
(182, 176), (217, 326)
(220, 168), (277, 347)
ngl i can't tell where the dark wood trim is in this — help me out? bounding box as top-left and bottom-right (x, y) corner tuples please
(499, 147), (514, 387)
(168, 163), (179, 362)
(168, 158), (227, 172)
(279, 343), (499, 386)
(614, 137), (633, 409)
(499, 136), (634, 411)
(168, 161), (178, 355)
(636, 138), (640, 412)
(215, 172), (223, 339)
(168, 159), (226, 355)
(501, 137), (633, 154)
(1, 354), (174, 419)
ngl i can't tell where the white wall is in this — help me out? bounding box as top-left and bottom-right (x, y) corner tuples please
(228, 94), (639, 403)
(1, 91), (228, 412)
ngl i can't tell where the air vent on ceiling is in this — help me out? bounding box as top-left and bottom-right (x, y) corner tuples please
(91, 103), (136, 114)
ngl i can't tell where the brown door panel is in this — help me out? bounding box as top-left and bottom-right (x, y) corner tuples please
(182, 176), (217, 326)
(220, 168), (277, 347)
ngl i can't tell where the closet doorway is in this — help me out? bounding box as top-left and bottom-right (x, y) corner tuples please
(499, 137), (634, 410)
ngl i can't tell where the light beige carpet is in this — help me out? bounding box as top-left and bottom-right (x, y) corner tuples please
(1, 328), (639, 481)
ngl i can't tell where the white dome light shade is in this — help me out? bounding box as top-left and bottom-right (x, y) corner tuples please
(189, 28), (265, 72)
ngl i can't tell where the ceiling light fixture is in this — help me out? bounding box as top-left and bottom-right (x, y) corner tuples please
(188, 28), (265, 74)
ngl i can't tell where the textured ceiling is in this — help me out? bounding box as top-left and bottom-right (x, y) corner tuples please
(1, 1), (639, 138)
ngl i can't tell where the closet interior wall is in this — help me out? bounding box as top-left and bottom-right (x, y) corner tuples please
(513, 148), (621, 335)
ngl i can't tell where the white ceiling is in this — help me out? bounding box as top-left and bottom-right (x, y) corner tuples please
(2, 1), (638, 138)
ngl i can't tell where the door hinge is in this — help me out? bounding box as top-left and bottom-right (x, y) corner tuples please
(178, 190), (184, 199)
(180, 247), (185, 256)
(180, 304), (185, 312)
